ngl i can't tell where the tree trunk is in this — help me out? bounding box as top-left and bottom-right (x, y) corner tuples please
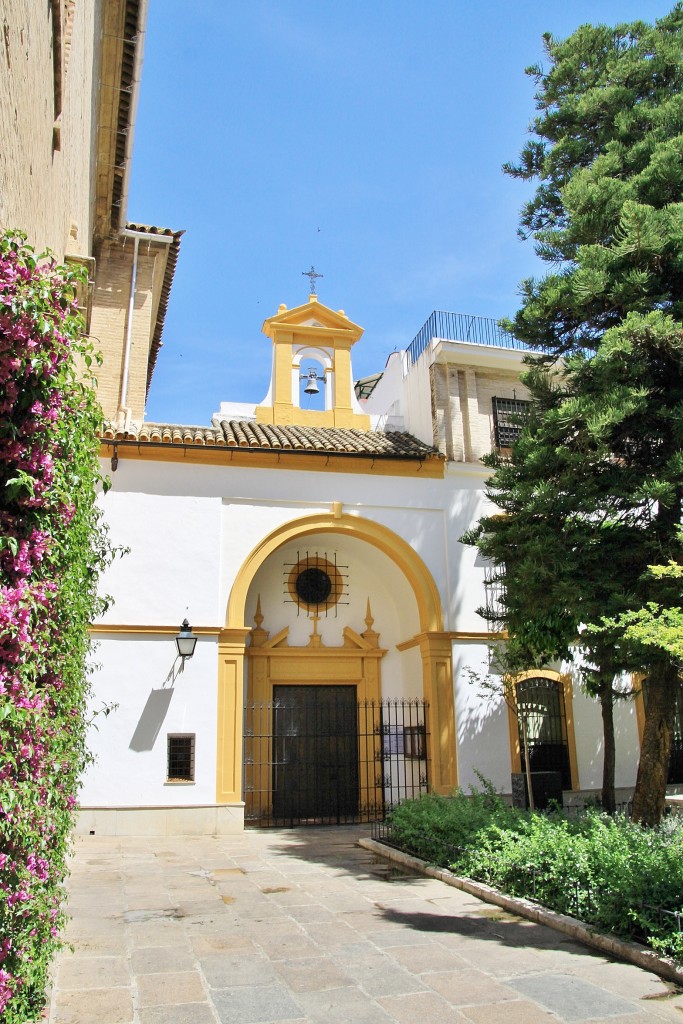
(631, 660), (677, 826)
(598, 677), (616, 814)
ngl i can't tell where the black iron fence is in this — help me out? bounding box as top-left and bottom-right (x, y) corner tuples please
(406, 310), (527, 368)
(244, 695), (429, 827)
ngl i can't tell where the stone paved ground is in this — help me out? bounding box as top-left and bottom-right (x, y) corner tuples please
(47, 825), (683, 1024)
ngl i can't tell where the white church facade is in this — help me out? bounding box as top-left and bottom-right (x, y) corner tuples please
(0, 0), (650, 837)
(79, 294), (644, 835)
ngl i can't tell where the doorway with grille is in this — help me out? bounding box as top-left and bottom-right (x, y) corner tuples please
(244, 694), (429, 827)
(272, 685), (358, 821)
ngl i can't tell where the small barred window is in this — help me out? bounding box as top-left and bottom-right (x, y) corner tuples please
(167, 735), (195, 782)
(492, 396), (530, 449)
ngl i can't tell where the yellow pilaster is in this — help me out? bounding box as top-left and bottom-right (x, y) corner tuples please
(216, 627), (250, 804)
(333, 344), (352, 412)
(418, 632), (457, 794)
(273, 329), (294, 418)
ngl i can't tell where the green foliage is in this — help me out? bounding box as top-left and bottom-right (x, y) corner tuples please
(586, 557), (683, 664)
(464, 6), (683, 823)
(502, 6), (683, 352)
(0, 232), (113, 1021)
(387, 791), (683, 960)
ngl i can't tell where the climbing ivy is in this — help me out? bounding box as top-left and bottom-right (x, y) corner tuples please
(0, 233), (112, 1022)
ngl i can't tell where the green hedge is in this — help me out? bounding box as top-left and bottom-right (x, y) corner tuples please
(386, 788), (683, 961)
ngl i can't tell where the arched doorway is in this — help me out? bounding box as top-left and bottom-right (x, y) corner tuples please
(216, 512), (457, 826)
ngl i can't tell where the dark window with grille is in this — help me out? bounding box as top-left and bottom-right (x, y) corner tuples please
(167, 735), (195, 782)
(492, 396), (530, 448)
(516, 677), (571, 789)
(403, 725), (427, 759)
(670, 685), (683, 783)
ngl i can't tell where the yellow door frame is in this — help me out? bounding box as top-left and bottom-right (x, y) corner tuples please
(216, 511), (458, 808)
(506, 668), (579, 791)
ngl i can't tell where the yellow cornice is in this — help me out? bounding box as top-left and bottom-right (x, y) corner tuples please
(99, 441), (444, 478)
(89, 623), (221, 635)
(253, 406), (371, 430)
(246, 645), (386, 660)
(396, 629), (505, 651)
(275, 324), (357, 345)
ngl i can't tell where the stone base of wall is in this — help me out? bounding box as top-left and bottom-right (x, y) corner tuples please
(561, 787), (636, 810)
(665, 794), (683, 816)
(75, 803), (245, 836)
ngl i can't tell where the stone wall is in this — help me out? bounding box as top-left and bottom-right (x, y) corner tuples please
(90, 235), (170, 423)
(0, 0), (103, 259)
(430, 362), (529, 461)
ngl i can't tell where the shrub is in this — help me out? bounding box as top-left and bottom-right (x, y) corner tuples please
(0, 233), (112, 1022)
(386, 789), (683, 961)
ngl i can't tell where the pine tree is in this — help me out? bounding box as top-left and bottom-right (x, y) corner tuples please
(504, 7), (683, 356)
(464, 358), (644, 813)
(473, 6), (683, 824)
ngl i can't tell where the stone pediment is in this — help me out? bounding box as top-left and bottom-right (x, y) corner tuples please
(262, 297), (363, 345)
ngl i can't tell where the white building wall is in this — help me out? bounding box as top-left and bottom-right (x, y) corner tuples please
(396, 346), (435, 447)
(81, 634), (218, 807)
(87, 444), (645, 818)
(570, 679), (641, 792)
(85, 455), (468, 816)
(98, 457), (491, 636)
(99, 488), (223, 625)
(453, 641), (512, 794)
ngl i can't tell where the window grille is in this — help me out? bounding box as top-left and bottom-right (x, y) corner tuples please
(283, 551), (348, 617)
(483, 563), (506, 628)
(167, 734), (195, 782)
(516, 677), (571, 789)
(492, 396), (530, 448)
(670, 686), (683, 783)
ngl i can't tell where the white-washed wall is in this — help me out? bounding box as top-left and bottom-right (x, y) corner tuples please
(90, 454), (644, 811)
(98, 457), (490, 635)
(81, 635), (218, 807)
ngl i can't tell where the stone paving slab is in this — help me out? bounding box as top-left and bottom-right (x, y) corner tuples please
(47, 826), (683, 1024)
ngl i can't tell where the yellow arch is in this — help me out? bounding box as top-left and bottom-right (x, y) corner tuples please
(225, 511), (444, 633)
(506, 669), (579, 792)
(216, 512), (455, 812)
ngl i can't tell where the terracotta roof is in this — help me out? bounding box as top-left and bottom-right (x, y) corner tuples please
(101, 419), (441, 460)
(125, 223), (184, 399)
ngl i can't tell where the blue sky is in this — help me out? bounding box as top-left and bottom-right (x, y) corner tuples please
(129, 1), (673, 426)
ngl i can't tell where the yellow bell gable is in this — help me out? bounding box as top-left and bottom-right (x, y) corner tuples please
(255, 295), (371, 430)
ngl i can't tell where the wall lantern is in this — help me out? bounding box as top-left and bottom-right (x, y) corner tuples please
(175, 619), (198, 661)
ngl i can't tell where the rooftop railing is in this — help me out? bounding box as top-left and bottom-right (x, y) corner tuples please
(406, 310), (530, 367)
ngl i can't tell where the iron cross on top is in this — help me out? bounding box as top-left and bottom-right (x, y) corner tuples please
(302, 265), (323, 294)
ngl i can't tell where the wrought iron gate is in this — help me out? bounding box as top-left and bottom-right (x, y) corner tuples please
(243, 691), (429, 827)
(516, 676), (571, 789)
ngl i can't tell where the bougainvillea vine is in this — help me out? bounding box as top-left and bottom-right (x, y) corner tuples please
(0, 232), (112, 1023)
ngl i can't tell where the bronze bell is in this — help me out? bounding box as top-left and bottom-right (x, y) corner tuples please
(303, 372), (321, 395)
